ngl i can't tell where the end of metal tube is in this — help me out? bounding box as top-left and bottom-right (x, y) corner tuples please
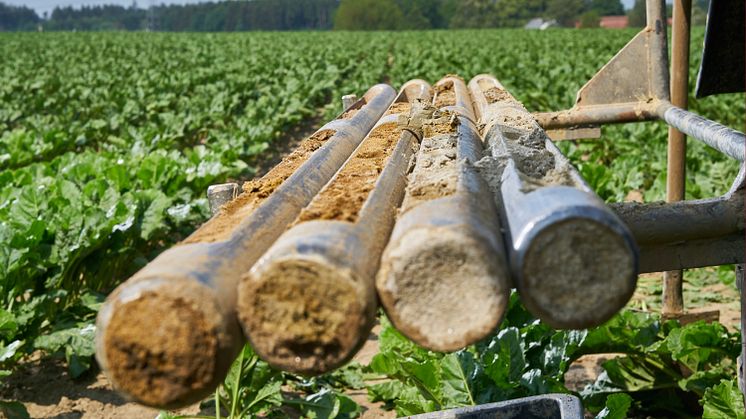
(377, 216), (510, 351)
(516, 212), (638, 329)
(95, 277), (240, 408)
(237, 223), (375, 375)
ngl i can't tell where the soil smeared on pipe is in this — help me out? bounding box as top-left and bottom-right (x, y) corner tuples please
(185, 129), (336, 243)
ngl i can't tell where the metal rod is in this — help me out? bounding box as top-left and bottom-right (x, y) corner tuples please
(533, 103), (658, 130)
(662, 0), (692, 315)
(94, 84), (396, 408)
(638, 233), (744, 272)
(237, 81), (432, 375)
(377, 76), (510, 352)
(610, 196), (744, 245)
(647, 0), (671, 102)
(658, 103), (746, 161)
(469, 75), (638, 329)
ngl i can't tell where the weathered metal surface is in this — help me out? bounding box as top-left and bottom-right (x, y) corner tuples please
(342, 94), (358, 111)
(662, 0), (692, 315)
(207, 183), (239, 216)
(376, 76), (510, 352)
(469, 74), (638, 330)
(407, 394), (583, 419)
(237, 81), (432, 375)
(658, 103), (746, 161)
(610, 197), (744, 245)
(534, 103), (659, 130)
(94, 84), (396, 408)
(613, 161), (744, 273)
(546, 127), (601, 141)
(695, 0), (746, 97)
(637, 233), (744, 272)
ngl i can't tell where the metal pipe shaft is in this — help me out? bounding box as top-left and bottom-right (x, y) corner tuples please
(376, 76), (510, 352)
(658, 103), (746, 161)
(662, 0), (692, 315)
(237, 81), (432, 374)
(469, 74), (638, 329)
(94, 84), (396, 408)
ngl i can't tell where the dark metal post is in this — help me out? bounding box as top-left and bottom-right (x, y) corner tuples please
(662, 0), (691, 316)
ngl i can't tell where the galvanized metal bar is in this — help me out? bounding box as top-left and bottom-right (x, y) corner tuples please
(662, 0), (692, 315)
(377, 76), (510, 352)
(647, 0), (671, 102)
(237, 81), (432, 375)
(658, 103), (746, 161)
(94, 84), (396, 408)
(469, 75), (638, 330)
(638, 233), (744, 273)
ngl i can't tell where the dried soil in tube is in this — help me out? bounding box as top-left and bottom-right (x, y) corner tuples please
(483, 86), (512, 104)
(433, 81), (456, 108)
(295, 122), (402, 224)
(400, 116), (458, 213)
(184, 129), (336, 243)
(384, 102), (411, 116)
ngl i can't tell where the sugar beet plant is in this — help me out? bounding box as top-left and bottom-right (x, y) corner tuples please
(0, 28), (744, 417)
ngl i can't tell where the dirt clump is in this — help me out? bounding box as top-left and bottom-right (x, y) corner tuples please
(295, 123), (401, 224)
(433, 80), (456, 108)
(483, 87), (512, 104)
(185, 129), (336, 243)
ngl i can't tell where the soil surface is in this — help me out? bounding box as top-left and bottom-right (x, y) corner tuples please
(295, 123), (401, 224)
(0, 356), (204, 419)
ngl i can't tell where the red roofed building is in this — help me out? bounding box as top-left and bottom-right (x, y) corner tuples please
(600, 15), (629, 28)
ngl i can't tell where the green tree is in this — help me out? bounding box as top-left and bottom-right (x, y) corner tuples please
(449, 0), (498, 28)
(579, 10), (600, 27)
(546, 0), (585, 27)
(334, 0), (404, 30)
(588, 0), (624, 16)
(627, 0), (646, 27)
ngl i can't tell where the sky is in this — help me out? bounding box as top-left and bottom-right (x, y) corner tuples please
(8, 0), (639, 19)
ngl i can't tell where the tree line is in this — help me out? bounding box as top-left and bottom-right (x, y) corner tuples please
(0, 0), (710, 32)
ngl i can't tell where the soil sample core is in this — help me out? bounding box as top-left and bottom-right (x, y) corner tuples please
(469, 74), (638, 329)
(238, 91), (429, 375)
(296, 108), (409, 224)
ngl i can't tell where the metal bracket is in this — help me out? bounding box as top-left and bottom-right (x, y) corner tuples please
(534, 0), (669, 131)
